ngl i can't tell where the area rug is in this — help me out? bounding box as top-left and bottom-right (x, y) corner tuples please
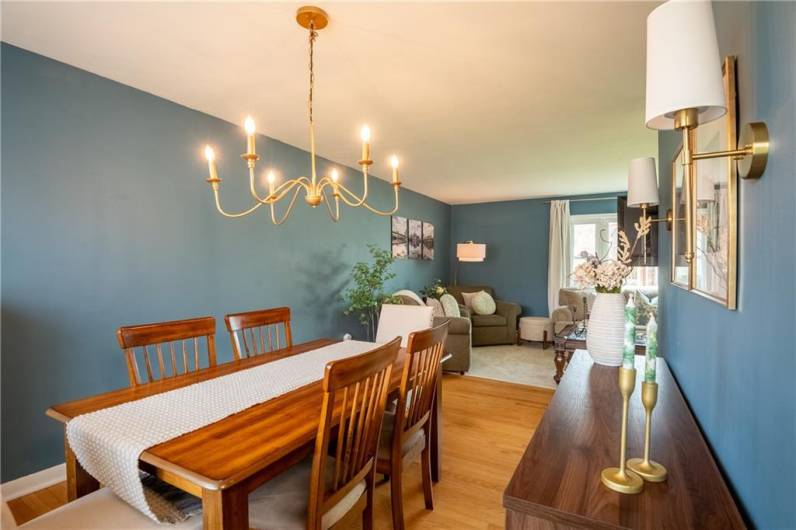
(467, 344), (557, 390)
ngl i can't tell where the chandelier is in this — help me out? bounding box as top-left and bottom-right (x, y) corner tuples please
(202, 6), (401, 225)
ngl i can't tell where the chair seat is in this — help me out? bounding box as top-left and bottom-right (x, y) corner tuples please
(377, 410), (426, 462)
(248, 457), (366, 530)
(471, 314), (507, 327)
(19, 488), (202, 530)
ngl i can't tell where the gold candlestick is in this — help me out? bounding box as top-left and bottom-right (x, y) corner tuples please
(601, 366), (644, 494)
(628, 381), (668, 482)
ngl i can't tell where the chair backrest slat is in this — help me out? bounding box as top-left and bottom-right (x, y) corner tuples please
(224, 307), (293, 360)
(394, 323), (448, 446)
(307, 337), (399, 530)
(116, 316), (217, 387)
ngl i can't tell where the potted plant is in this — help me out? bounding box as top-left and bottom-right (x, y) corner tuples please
(419, 279), (447, 301)
(343, 244), (400, 341)
(572, 219), (650, 366)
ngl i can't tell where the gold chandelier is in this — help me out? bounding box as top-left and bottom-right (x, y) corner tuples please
(202, 6), (401, 225)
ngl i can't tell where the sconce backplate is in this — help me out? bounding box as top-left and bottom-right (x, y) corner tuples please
(738, 122), (769, 179)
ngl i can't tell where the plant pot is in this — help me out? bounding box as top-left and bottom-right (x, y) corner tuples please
(586, 292), (626, 366)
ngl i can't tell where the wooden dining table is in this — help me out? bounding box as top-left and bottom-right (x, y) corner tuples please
(47, 338), (445, 529)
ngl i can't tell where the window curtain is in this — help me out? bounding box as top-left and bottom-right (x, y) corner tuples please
(547, 200), (571, 316)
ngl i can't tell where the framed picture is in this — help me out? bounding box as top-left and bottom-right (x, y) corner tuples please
(391, 216), (408, 259)
(669, 56), (738, 309)
(408, 219), (423, 259)
(421, 222), (435, 261)
(671, 145), (690, 289)
(692, 56), (737, 309)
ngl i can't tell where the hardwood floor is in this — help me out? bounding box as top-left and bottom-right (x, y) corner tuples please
(8, 375), (554, 529)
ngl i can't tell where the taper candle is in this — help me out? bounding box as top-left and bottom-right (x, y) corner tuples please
(645, 316), (658, 383)
(623, 294), (636, 369)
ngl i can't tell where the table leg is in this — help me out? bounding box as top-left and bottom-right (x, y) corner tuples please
(430, 370), (442, 483)
(554, 348), (565, 385)
(202, 485), (248, 530)
(65, 432), (99, 501)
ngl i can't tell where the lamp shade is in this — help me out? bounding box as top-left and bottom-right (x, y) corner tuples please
(456, 242), (486, 262)
(645, 0), (726, 130)
(628, 157), (660, 207)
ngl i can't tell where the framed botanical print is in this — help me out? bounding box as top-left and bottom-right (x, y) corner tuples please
(692, 57), (737, 309)
(669, 56), (738, 309)
(671, 146), (690, 289)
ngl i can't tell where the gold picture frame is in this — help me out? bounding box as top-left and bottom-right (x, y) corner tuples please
(669, 56), (738, 309)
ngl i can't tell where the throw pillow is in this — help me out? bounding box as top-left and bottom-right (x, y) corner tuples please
(461, 291), (479, 309)
(439, 294), (461, 318)
(471, 291), (497, 315)
(426, 298), (445, 318)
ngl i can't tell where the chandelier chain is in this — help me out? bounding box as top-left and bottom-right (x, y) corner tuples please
(308, 23), (318, 126)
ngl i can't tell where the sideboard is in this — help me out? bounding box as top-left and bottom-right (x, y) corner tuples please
(504, 350), (745, 529)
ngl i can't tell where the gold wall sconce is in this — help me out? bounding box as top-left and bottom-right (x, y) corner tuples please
(644, 0), (770, 264)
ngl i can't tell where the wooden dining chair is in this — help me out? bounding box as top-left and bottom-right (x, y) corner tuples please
(248, 337), (401, 530)
(224, 306), (293, 360)
(116, 316), (217, 387)
(378, 322), (449, 530)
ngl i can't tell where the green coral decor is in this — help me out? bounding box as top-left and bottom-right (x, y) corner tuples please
(344, 244), (400, 341)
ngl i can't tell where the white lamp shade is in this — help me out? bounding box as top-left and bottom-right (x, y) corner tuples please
(456, 242), (486, 262)
(645, 0), (726, 130)
(627, 157), (660, 207)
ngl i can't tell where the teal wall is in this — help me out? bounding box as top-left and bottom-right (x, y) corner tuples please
(656, 2), (795, 528)
(450, 193), (619, 316)
(0, 44), (451, 482)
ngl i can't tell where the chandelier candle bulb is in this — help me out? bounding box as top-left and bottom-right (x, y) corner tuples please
(622, 295), (636, 369)
(204, 146), (218, 180)
(645, 316), (658, 383)
(244, 116), (256, 156)
(390, 155), (400, 183)
(360, 125), (371, 162)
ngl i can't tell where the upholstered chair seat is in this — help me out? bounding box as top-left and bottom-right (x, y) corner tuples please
(13, 488), (202, 530)
(377, 410), (426, 462)
(249, 457), (366, 530)
(470, 314), (507, 327)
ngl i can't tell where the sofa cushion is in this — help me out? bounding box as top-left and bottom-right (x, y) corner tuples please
(471, 291), (496, 315)
(461, 291), (478, 309)
(425, 297), (445, 318)
(471, 314), (507, 327)
(440, 294), (461, 318)
(447, 285), (495, 305)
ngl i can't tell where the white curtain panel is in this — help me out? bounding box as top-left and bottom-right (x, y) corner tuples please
(547, 200), (571, 316)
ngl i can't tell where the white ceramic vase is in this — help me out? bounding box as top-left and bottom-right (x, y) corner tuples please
(586, 293), (626, 366)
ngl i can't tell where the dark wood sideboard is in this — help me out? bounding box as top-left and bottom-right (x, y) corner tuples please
(504, 350), (745, 529)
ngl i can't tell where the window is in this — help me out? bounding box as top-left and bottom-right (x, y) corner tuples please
(569, 213), (657, 288)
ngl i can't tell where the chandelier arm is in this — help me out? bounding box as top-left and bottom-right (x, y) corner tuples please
(335, 181), (371, 207)
(270, 185), (304, 225)
(211, 188), (263, 218)
(320, 187), (340, 222)
(340, 167), (370, 207)
(359, 185), (400, 216)
(248, 167), (270, 203)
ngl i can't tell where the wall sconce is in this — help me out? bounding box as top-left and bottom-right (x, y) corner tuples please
(454, 241), (486, 285)
(646, 0), (769, 263)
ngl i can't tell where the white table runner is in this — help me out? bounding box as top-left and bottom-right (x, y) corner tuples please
(66, 340), (377, 522)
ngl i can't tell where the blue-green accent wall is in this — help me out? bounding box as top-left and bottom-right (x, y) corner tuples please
(450, 193), (619, 316)
(0, 44), (451, 482)
(657, 3), (795, 528)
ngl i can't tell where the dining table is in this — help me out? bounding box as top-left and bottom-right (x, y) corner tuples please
(47, 338), (445, 529)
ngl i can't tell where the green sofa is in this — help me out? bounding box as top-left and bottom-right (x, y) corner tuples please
(447, 285), (521, 346)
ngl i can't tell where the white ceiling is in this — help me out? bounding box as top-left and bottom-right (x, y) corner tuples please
(1, 1), (659, 204)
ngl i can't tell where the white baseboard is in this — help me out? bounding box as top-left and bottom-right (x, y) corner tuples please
(1, 464), (66, 501)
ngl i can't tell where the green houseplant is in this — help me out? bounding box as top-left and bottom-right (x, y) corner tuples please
(344, 244), (400, 340)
